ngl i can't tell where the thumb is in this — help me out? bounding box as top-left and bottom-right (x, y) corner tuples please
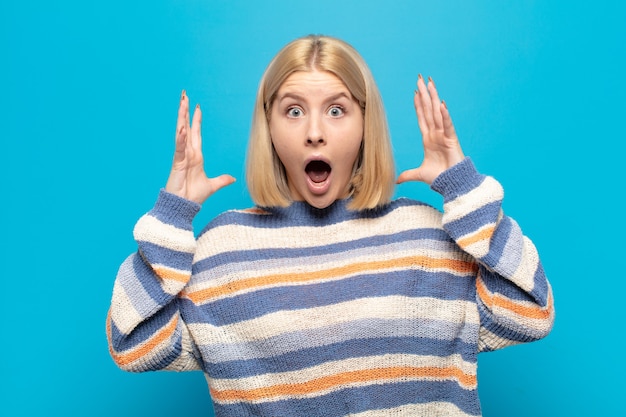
(193, 174), (237, 204)
(396, 167), (425, 184)
(211, 174), (237, 193)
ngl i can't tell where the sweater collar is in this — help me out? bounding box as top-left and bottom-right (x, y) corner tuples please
(263, 198), (353, 222)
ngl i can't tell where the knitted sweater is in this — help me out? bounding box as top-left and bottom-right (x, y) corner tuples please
(107, 158), (554, 416)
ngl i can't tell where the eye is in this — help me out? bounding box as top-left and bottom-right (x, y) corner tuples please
(287, 107), (303, 118)
(328, 106), (344, 117)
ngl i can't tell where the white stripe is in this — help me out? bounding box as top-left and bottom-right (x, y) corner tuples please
(198, 317), (479, 363)
(510, 236), (541, 293)
(478, 327), (521, 352)
(134, 214), (196, 253)
(457, 222), (496, 258)
(351, 401), (469, 416)
(195, 204), (444, 260)
(189, 296), (480, 346)
(443, 176), (503, 223)
(151, 263), (190, 295)
(110, 279), (146, 335)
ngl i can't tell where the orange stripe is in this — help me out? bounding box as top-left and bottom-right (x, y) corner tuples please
(457, 225), (495, 248)
(476, 278), (553, 320)
(241, 207), (270, 215)
(211, 366), (476, 402)
(184, 256), (478, 304)
(107, 312), (179, 366)
(153, 266), (189, 283)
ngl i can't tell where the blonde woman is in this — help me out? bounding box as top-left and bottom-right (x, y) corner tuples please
(107, 35), (554, 416)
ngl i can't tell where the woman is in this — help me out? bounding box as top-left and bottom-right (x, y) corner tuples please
(107, 35), (554, 416)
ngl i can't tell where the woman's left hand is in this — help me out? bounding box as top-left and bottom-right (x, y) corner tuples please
(397, 75), (465, 185)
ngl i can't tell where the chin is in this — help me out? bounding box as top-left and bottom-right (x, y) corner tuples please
(304, 194), (337, 209)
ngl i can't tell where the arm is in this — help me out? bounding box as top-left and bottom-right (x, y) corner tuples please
(431, 158), (554, 351)
(398, 76), (554, 351)
(106, 91), (235, 372)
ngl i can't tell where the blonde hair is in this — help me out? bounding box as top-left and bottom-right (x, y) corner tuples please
(246, 35), (395, 210)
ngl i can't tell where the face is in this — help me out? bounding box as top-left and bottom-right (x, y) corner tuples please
(269, 70), (364, 209)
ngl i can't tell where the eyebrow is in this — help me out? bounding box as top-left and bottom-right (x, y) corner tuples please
(276, 91), (352, 104)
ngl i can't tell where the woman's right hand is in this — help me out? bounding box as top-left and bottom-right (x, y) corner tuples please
(165, 90), (236, 204)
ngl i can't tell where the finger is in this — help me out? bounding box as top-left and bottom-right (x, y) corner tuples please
(191, 103), (202, 152)
(440, 101), (457, 138)
(427, 77), (444, 129)
(413, 89), (428, 137)
(396, 167), (424, 184)
(174, 90), (188, 164)
(417, 74), (434, 130)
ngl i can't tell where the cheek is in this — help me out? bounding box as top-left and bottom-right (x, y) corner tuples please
(270, 137), (296, 173)
(341, 124), (364, 158)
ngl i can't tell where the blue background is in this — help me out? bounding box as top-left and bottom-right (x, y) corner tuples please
(1, 0), (624, 415)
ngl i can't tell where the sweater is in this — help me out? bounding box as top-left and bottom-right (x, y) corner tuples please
(107, 158), (554, 416)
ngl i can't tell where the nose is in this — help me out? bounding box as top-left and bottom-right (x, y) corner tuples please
(307, 137), (325, 145)
(306, 115), (325, 146)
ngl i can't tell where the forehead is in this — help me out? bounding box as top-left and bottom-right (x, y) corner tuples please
(277, 70), (349, 96)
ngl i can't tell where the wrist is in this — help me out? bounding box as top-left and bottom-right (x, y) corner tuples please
(149, 189), (202, 230)
(430, 158), (485, 202)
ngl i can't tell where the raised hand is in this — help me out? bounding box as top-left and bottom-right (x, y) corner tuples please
(397, 75), (465, 186)
(165, 90), (236, 204)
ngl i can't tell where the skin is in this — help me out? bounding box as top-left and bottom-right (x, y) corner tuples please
(269, 70), (364, 209)
(165, 74), (464, 206)
(396, 74), (465, 185)
(165, 90), (235, 204)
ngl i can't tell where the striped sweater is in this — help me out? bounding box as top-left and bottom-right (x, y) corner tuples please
(107, 158), (554, 416)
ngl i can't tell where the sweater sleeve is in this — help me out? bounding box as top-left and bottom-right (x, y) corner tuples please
(431, 158), (555, 352)
(106, 189), (203, 372)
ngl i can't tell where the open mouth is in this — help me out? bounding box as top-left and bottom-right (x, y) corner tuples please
(305, 160), (331, 183)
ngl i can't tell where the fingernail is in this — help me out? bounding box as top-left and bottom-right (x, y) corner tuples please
(418, 73), (423, 81)
(196, 104), (200, 110)
(442, 100), (447, 109)
(428, 76), (434, 84)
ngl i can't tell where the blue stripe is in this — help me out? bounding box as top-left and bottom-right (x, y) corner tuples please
(480, 214), (512, 266)
(445, 201), (501, 240)
(182, 270), (475, 326)
(213, 379), (481, 416)
(131, 254), (172, 306)
(530, 262), (550, 305)
(199, 198), (434, 235)
(194, 227), (454, 271)
(116, 255), (161, 319)
(147, 330), (184, 371)
(479, 266), (537, 303)
(199, 317), (479, 365)
(149, 189), (200, 230)
(137, 240), (194, 271)
(431, 157), (485, 203)
(109, 301), (179, 350)
(478, 302), (543, 343)
(492, 217), (524, 276)
(204, 335), (477, 379)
